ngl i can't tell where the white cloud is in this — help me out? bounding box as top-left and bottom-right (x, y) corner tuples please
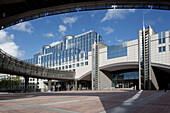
(0, 30), (24, 58)
(50, 41), (61, 47)
(101, 9), (135, 22)
(116, 37), (123, 43)
(12, 22), (33, 33)
(102, 26), (114, 35)
(108, 40), (111, 43)
(82, 28), (85, 32)
(59, 25), (67, 35)
(62, 16), (78, 27)
(145, 20), (155, 26)
(43, 33), (54, 38)
(91, 14), (94, 17)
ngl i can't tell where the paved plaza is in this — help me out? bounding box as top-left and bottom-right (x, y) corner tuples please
(0, 90), (169, 113)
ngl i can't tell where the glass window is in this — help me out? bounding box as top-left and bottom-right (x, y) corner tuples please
(81, 62), (84, 66)
(73, 64), (75, 68)
(163, 38), (166, 43)
(169, 45), (170, 51)
(159, 47), (162, 52)
(107, 42), (127, 59)
(77, 63), (79, 67)
(163, 46), (166, 52)
(62, 66), (64, 69)
(85, 61), (88, 65)
(159, 39), (162, 44)
(66, 65), (68, 69)
(81, 53), (84, 58)
(69, 65), (71, 68)
(85, 56), (88, 60)
(59, 67), (61, 70)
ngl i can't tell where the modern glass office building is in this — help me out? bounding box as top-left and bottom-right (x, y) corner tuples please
(25, 27), (170, 91)
(25, 30), (104, 69)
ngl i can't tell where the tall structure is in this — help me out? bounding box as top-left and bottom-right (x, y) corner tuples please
(25, 27), (170, 91)
(138, 26), (155, 90)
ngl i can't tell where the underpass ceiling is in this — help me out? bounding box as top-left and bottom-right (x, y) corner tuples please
(0, 0), (170, 29)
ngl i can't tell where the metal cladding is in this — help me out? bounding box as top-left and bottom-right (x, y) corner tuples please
(0, 49), (75, 80)
(0, 0), (170, 30)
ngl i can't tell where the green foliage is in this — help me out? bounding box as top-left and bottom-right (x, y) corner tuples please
(14, 76), (21, 85)
(0, 76), (21, 89)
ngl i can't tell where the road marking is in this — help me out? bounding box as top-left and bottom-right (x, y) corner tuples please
(123, 90), (143, 105)
(101, 90), (143, 113)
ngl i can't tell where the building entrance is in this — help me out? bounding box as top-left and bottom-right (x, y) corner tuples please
(112, 71), (139, 90)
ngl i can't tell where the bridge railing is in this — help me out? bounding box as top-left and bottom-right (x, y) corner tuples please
(0, 49), (75, 80)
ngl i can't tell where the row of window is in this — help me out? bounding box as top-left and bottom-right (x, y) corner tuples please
(40, 51), (89, 65)
(159, 46), (166, 52)
(56, 61), (88, 70)
(43, 32), (103, 55)
(42, 56), (89, 68)
(159, 45), (170, 52)
(158, 30), (170, 44)
(159, 38), (166, 44)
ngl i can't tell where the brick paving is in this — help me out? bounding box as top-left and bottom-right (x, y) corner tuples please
(0, 90), (169, 113)
(134, 91), (170, 113)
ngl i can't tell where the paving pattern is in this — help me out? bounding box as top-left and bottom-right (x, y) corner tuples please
(0, 90), (169, 113)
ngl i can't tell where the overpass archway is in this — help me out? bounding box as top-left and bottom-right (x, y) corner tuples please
(0, 0), (170, 29)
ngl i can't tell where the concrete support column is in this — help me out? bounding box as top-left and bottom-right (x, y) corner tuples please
(75, 80), (77, 91)
(48, 79), (52, 92)
(67, 83), (70, 91)
(53, 82), (56, 91)
(24, 76), (29, 93)
(79, 84), (82, 90)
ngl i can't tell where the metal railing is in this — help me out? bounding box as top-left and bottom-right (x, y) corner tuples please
(0, 49), (75, 80)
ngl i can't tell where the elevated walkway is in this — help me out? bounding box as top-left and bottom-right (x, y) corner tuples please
(0, 49), (75, 80)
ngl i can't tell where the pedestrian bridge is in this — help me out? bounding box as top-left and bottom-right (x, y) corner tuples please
(0, 49), (75, 80)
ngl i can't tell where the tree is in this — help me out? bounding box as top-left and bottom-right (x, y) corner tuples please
(14, 76), (21, 86)
(0, 75), (21, 89)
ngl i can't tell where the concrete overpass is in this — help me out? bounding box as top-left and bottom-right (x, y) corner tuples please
(0, 0), (170, 30)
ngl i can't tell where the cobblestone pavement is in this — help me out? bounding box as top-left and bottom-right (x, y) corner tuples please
(0, 90), (169, 113)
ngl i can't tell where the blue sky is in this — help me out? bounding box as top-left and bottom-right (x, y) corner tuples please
(0, 9), (170, 60)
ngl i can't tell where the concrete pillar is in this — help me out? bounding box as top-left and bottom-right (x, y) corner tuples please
(79, 84), (82, 90)
(48, 79), (52, 92)
(53, 82), (56, 91)
(75, 80), (77, 91)
(67, 83), (70, 91)
(24, 76), (29, 93)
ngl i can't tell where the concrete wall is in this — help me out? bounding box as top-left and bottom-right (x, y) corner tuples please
(99, 70), (112, 90)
